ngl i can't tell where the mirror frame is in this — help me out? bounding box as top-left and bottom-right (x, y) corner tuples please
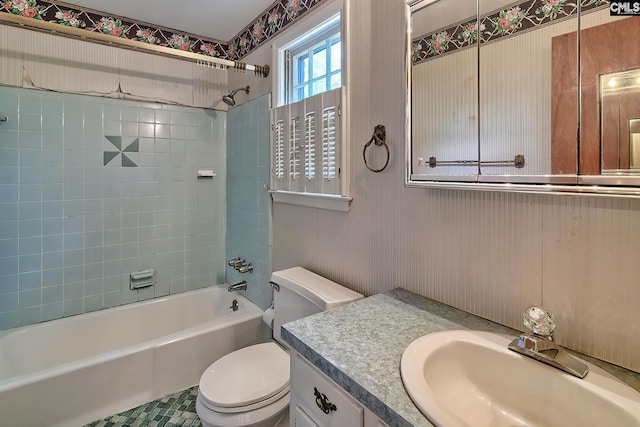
(405, 0), (640, 197)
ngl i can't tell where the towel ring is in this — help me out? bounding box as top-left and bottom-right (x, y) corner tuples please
(363, 125), (389, 173)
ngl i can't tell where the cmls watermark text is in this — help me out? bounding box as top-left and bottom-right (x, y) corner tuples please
(610, 1), (640, 15)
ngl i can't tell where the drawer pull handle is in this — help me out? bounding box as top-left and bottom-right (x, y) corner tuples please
(314, 387), (337, 414)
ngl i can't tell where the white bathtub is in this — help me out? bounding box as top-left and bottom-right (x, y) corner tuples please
(0, 285), (265, 427)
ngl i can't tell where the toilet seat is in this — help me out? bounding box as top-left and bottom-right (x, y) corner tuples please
(196, 392), (289, 427)
(198, 342), (290, 414)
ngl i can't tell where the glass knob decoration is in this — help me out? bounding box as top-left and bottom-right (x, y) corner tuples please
(523, 306), (555, 337)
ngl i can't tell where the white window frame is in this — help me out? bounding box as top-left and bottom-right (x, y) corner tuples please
(270, 0), (351, 212)
(286, 19), (341, 104)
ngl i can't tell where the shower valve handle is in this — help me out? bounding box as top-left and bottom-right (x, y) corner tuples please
(238, 263), (253, 273)
(228, 258), (243, 268)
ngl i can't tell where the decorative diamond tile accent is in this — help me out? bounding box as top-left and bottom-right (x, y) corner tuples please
(103, 136), (139, 167)
(123, 139), (139, 152)
(105, 135), (122, 151)
(121, 154), (137, 167)
(103, 151), (119, 166)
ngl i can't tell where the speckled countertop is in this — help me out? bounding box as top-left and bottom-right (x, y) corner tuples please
(281, 288), (640, 427)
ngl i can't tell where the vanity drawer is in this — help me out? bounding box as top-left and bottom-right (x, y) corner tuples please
(293, 354), (364, 427)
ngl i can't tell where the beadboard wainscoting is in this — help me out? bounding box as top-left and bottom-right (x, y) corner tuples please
(231, 0), (640, 373)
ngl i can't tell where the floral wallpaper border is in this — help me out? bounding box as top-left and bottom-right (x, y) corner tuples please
(0, 0), (330, 62)
(227, 0), (330, 59)
(412, 0), (609, 65)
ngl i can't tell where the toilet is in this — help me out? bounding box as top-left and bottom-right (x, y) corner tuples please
(196, 267), (363, 427)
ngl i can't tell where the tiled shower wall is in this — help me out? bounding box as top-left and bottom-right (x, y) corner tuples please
(226, 95), (272, 310)
(0, 87), (226, 330)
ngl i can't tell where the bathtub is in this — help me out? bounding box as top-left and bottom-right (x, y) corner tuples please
(0, 285), (265, 427)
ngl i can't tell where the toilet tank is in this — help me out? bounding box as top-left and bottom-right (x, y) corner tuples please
(271, 267), (363, 345)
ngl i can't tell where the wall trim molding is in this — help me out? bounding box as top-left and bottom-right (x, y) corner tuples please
(0, 0), (331, 62)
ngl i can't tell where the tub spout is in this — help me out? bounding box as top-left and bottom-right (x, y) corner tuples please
(228, 281), (247, 292)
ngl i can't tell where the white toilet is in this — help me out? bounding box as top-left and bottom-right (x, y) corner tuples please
(196, 267), (363, 427)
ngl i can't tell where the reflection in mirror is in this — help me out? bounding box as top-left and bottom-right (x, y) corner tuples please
(601, 68), (640, 174)
(409, 0), (600, 184)
(408, 0), (633, 190)
(479, 0), (580, 180)
(631, 120), (640, 169)
(576, 13), (640, 180)
(410, 0), (479, 181)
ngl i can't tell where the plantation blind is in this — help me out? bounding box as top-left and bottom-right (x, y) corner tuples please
(271, 87), (343, 195)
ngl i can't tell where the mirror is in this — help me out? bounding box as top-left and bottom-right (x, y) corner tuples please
(408, 0), (640, 194)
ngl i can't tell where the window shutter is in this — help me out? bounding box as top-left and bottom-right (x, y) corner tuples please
(274, 120), (285, 180)
(271, 105), (287, 191)
(317, 87), (341, 195)
(322, 106), (337, 180)
(289, 116), (301, 181)
(271, 87), (343, 196)
(305, 112), (317, 181)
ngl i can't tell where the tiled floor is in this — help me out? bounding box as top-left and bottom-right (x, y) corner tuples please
(86, 385), (290, 427)
(85, 386), (202, 427)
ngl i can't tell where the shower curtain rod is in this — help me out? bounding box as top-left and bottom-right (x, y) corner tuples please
(0, 13), (270, 78)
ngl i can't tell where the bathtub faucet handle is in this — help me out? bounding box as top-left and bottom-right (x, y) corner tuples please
(228, 258), (243, 268)
(238, 262), (253, 274)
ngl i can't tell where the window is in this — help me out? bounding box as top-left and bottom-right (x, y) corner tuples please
(271, 8), (351, 212)
(287, 22), (341, 103)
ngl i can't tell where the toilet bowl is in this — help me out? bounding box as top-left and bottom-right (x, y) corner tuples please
(196, 342), (290, 427)
(196, 267), (364, 427)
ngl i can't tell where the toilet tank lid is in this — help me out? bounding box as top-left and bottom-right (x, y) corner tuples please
(271, 267), (363, 309)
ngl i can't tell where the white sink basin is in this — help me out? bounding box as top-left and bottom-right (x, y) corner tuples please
(401, 330), (640, 427)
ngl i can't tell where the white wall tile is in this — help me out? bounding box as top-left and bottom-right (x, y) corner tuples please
(0, 86), (227, 329)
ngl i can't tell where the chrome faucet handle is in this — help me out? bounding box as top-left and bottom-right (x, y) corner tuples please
(238, 263), (253, 273)
(523, 306), (555, 338)
(228, 258), (243, 268)
(510, 306), (588, 379)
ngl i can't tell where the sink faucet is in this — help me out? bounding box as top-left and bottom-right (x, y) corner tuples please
(508, 306), (589, 379)
(228, 281), (247, 292)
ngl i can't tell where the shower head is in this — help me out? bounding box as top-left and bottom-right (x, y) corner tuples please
(222, 85), (250, 106)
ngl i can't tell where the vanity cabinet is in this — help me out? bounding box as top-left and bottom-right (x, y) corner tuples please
(290, 351), (388, 427)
